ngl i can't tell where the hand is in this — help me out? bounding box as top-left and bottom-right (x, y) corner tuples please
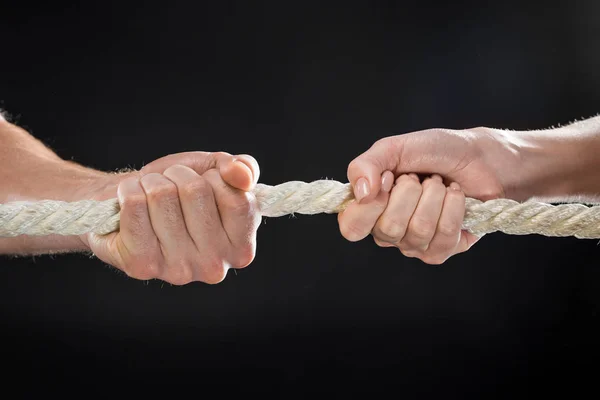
(340, 171), (480, 264)
(80, 151), (262, 285)
(338, 127), (524, 264)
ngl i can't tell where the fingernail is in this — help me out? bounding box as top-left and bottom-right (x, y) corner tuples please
(355, 177), (370, 202)
(449, 182), (461, 191)
(234, 159), (250, 170)
(381, 171), (394, 193)
(431, 174), (443, 182)
(232, 158), (253, 179)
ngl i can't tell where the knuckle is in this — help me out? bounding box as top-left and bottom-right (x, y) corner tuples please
(126, 261), (161, 281)
(422, 177), (443, 190)
(446, 189), (466, 204)
(372, 138), (400, 162)
(372, 137), (392, 150)
(347, 157), (361, 173)
(203, 262), (228, 285)
(409, 217), (436, 240)
(373, 237), (394, 248)
(165, 263), (194, 286)
(399, 247), (418, 258)
(339, 221), (367, 242)
(347, 156), (372, 180)
(181, 176), (211, 200)
(143, 178), (178, 202)
(121, 191), (147, 212)
(377, 218), (406, 241)
(437, 221), (460, 237)
(372, 138), (384, 148)
(446, 186), (465, 197)
(396, 174), (416, 185)
(232, 244), (256, 269)
(396, 175), (422, 193)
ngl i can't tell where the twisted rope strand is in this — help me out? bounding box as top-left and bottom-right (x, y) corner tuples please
(1, 180), (599, 238)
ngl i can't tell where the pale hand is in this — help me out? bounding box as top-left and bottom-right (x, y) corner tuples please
(339, 127), (522, 264)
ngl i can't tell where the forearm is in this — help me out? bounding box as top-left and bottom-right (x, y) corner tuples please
(0, 119), (116, 255)
(506, 115), (600, 203)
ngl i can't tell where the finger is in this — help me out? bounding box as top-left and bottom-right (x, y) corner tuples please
(346, 130), (463, 204)
(86, 176), (162, 278)
(423, 182), (465, 263)
(347, 139), (401, 204)
(139, 173), (194, 254)
(399, 174), (446, 251)
(372, 173), (422, 245)
(337, 171), (393, 242)
(162, 164), (230, 256)
(202, 169), (261, 268)
(140, 151), (234, 176)
(162, 165), (233, 284)
(373, 237), (395, 248)
(219, 154), (260, 192)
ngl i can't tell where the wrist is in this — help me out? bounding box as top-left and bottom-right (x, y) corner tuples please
(74, 169), (139, 249)
(72, 168), (134, 202)
(504, 122), (600, 202)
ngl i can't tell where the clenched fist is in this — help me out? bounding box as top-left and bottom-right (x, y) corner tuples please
(80, 151), (262, 285)
(338, 127), (521, 264)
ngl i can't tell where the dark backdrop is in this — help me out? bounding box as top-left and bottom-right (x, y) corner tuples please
(1, 1), (599, 397)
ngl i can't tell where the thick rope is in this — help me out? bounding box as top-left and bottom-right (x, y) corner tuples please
(0, 180), (599, 238)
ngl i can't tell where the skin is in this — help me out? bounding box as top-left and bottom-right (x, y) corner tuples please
(2, 112), (600, 278)
(82, 152), (262, 285)
(0, 115), (262, 285)
(338, 117), (600, 264)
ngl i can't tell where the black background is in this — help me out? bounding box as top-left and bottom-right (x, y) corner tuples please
(1, 1), (599, 397)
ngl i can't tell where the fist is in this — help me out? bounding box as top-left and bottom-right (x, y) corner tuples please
(337, 127), (526, 264)
(338, 172), (481, 264)
(81, 151), (262, 285)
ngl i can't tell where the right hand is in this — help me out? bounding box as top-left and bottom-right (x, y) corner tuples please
(338, 127), (525, 264)
(81, 151), (262, 285)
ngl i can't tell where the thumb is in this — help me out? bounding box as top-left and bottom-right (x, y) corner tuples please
(219, 154), (260, 192)
(348, 131), (456, 204)
(138, 151), (260, 192)
(347, 136), (405, 204)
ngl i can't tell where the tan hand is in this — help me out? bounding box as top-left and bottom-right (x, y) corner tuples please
(81, 151), (261, 285)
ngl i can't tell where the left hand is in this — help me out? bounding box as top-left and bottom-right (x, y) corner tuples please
(81, 151), (262, 285)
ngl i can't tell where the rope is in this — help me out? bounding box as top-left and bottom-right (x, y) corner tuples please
(1, 179), (599, 238)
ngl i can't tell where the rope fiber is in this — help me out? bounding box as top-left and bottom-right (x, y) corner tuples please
(1, 179), (599, 238)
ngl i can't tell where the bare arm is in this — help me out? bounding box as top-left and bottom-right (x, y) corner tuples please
(0, 113), (263, 285)
(508, 115), (600, 203)
(0, 115), (117, 254)
(338, 114), (600, 265)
